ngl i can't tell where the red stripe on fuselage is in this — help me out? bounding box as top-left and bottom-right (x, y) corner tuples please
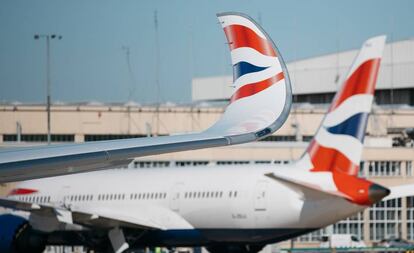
(8, 188), (38, 196)
(308, 140), (359, 176)
(223, 25), (276, 57)
(330, 58), (381, 111)
(230, 72), (284, 103)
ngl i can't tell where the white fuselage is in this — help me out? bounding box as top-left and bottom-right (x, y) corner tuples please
(8, 164), (365, 245)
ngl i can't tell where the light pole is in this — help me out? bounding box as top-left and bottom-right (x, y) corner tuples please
(34, 34), (62, 144)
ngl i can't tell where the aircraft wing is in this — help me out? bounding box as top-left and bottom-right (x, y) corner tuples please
(0, 196), (192, 230)
(384, 184), (414, 201)
(0, 12), (292, 183)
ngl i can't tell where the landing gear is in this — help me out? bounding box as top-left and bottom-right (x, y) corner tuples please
(206, 244), (265, 253)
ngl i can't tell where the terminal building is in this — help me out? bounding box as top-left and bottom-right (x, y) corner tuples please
(1, 39), (414, 248)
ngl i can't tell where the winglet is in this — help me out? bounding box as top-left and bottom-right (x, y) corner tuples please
(206, 12), (292, 143)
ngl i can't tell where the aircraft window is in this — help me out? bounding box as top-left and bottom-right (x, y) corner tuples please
(229, 191), (232, 198)
(206, 192), (209, 198)
(150, 193), (154, 199)
(234, 191), (238, 197)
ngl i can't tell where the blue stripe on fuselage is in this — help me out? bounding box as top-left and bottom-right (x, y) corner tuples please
(131, 228), (316, 247)
(326, 113), (369, 142)
(233, 62), (268, 80)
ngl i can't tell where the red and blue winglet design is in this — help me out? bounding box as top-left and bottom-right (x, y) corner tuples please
(206, 13), (292, 138)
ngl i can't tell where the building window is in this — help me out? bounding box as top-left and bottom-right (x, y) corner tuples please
(84, 134), (146, 142)
(366, 161), (402, 177)
(407, 197), (414, 240)
(3, 134), (74, 142)
(260, 135), (296, 142)
(369, 198), (401, 241)
(333, 212), (364, 240)
(407, 161), (413, 177)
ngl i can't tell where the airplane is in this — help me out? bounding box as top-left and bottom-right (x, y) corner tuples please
(0, 11), (292, 184)
(0, 12), (410, 253)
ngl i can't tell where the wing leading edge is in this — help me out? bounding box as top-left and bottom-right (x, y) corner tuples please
(0, 12), (292, 183)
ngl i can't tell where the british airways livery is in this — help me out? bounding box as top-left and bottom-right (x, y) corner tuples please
(0, 12), (403, 253)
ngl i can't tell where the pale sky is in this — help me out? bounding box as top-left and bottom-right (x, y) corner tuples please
(0, 0), (413, 104)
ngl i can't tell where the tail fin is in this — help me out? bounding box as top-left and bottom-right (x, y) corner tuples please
(295, 36), (389, 205)
(306, 35), (386, 176)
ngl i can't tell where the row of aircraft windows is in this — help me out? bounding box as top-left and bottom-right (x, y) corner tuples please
(129, 192), (167, 200)
(183, 191), (238, 199)
(132, 160), (291, 168)
(14, 190), (239, 204)
(17, 195), (51, 203)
